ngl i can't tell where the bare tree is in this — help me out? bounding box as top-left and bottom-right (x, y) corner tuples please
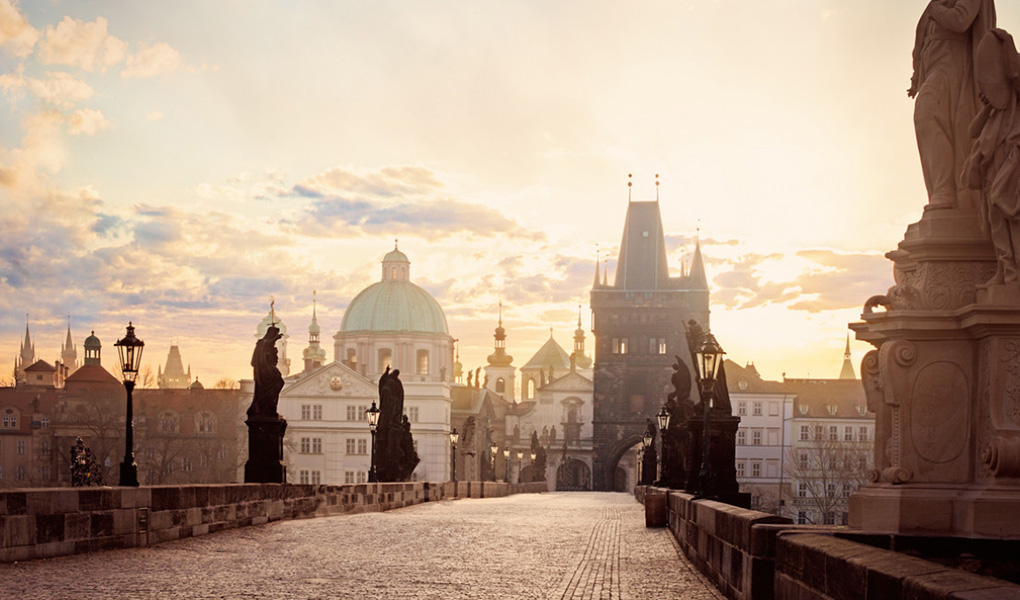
(214, 378), (240, 390)
(783, 423), (871, 525)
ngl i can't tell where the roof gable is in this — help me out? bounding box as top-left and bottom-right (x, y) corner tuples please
(281, 361), (376, 398)
(522, 337), (571, 370)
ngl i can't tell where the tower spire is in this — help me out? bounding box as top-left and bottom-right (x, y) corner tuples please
(839, 334), (856, 379)
(627, 173), (632, 202)
(655, 173), (660, 202)
(593, 245), (601, 288)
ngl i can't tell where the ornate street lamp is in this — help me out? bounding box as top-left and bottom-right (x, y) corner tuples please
(695, 331), (725, 499)
(656, 405), (670, 432)
(366, 402), (380, 483)
(489, 440), (498, 482)
(655, 405), (670, 485)
(516, 449), (523, 483)
(449, 428), (459, 484)
(503, 447), (511, 482)
(114, 322), (144, 487)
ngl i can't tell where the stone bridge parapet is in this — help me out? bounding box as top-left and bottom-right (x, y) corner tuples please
(0, 481), (547, 563)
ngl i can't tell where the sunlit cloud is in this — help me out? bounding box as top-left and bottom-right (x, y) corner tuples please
(122, 42), (180, 78)
(67, 108), (111, 136)
(0, 0), (39, 58)
(145, 110), (164, 121)
(40, 16), (126, 72)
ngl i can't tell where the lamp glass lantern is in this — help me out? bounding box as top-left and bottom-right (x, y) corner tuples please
(695, 332), (725, 387)
(516, 449), (523, 461)
(656, 405), (670, 432)
(530, 450), (537, 462)
(449, 428), (459, 446)
(503, 447), (510, 460)
(642, 430), (653, 449)
(114, 322), (145, 383)
(366, 402), (380, 432)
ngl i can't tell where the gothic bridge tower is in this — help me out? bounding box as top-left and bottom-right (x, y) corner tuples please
(590, 178), (709, 491)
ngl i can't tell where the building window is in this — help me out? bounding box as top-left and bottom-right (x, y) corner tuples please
(196, 412), (216, 434)
(357, 439), (368, 455)
(859, 454), (869, 470)
(300, 470), (309, 484)
(159, 412), (179, 434)
(829, 426), (838, 441)
(841, 512), (849, 526)
(200, 454), (209, 468)
(496, 378), (505, 393)
(526, 379), (535, 399)
(620, 339), (628, 354)
(648, 338), (656, 354)
(41, 441), (50, 456)
(798, 482), (807, 498)
(738, 402), (747, 416)
(797, 511), (807, 525)
(768, 402), (779, 416)
(17, 440), (26, 455)
(301, 438), (311, 453)
(218, 445), (228, 460)
(345, 439), (356, 454)
(658, 339), (666, 354)
(844, 426), (854, 441)
(378, 348), (392, 373)
(416, 350), (429, 375)
(1, 414), (18, 429)
(736, 461), (745, 477)
(182, 457), (193, 472)
(815, 425), (823, 440)
(301, 405), (311, 420)
(612, 338), (620, 354)
(751, 461), (761, 477)
(799, 452), (808, 470)
(345, 470), (355, 484)
(345, 348), (357, 366)
(405, 406), (419, 423)
(0, 464), (3, 479)
(752, 401), (762, 416)
(823, 512), (836, 525)
(737, 429), (746, 445)
(800, 425), (809, 441)
(17, 465), (25, 480)
(859, 427), (868, 442)
(312, 438), (322, 453)
(827, 483), (836, 498)
(357, 471), (367, 483)
(40, 417), (49, 428)
(313, 405), (322, 420)
(311, 471), (321, 485)
(752, 430), (761, 445)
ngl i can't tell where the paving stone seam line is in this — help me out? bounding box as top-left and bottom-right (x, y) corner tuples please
(555, 508), (616, 600)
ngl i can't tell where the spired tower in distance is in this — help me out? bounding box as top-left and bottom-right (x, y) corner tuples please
(590, 176), (709, 491)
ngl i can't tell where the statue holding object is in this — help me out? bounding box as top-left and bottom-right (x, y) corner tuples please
(375, 366), (420, 481)
(245, 301), (288, 483)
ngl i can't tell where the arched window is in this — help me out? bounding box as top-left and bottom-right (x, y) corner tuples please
(345, 348), (357, 366)
(526, 378), (535, 399)
(416, 350), (429, 375)
(159, 411), (180, 434)
(378, 348), (393, 373)
(496, 378), (505, 394)
(195, 412), (216, 435)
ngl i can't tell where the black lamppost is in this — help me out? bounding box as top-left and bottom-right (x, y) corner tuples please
(450, 428), (459, 484)
(695, 331), (725, 499)
(366, 402), (380, 483)
(503, 447), (511, 482)
(114, 322), (144, 487)
(516, 449), (523, 483)
(656, 405), (670, 484)
(529, 449), (536, 483)
(489, 441), (498, 482)
(641, 428), (653, 485)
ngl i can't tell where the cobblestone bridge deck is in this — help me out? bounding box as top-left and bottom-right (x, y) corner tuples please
(0, 491), (721, 600)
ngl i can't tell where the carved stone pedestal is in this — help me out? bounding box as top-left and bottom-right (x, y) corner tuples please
(244, 417), (287, 484)
(684, 412), (749, 508)
(851, 209), (1020, 537)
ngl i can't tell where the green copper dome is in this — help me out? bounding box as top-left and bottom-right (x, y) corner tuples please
(340, 280), (449, 335)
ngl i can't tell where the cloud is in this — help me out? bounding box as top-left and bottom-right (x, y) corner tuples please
(710, 249), (892, 313)
(145, 110), (164, 121)
(40, 16), (126, 72)
(67, 108), (111, 136)
(294, 165), (444, 198)
(0, 0), (39, 57)
(122, 42), (180, 78)
(26, 71), (95, 109)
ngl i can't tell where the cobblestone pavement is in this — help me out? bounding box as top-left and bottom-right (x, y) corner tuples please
(1, 492), (724, 600)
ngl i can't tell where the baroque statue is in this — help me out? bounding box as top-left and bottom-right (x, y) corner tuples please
(965, 27), (1020, 285)
(244, 301), (288, 483)
(375, 366), (420, 481)
(248, 323), (285, 418)
(910, 0), (996, 210)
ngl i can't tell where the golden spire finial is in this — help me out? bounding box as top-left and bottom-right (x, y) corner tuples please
(655, 173), (660, 201)
(627, 173), (632, 202)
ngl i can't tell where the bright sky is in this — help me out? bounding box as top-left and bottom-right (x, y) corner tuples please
(3, 1), (1017, 385)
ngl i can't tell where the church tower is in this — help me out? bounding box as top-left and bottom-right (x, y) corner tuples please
(590, 175), (710, 490)
(83, 331), (102, 366)
(571, 305), (593, 370)
(839, 334), (856, 379)
(61, 317), (78, 374)
(302, 292), (327, 373)
(484, 302), (516, 401)
(14, 317), (36, 383)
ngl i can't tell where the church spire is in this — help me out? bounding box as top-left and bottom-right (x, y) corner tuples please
(61, 315), (78, 372)
(839, 334), (856, 379)
(688, 234), (708, 290)
(572, 304), (592, 369)
(593, 245), (601, 288)
(303, 290), (327, 372)
(487, 301), (513, 367)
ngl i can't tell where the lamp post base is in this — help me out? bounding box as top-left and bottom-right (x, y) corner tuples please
(119, 459), (139, 487)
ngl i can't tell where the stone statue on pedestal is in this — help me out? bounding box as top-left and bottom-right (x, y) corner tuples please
(245, 316), (288, 484)
(375, 367), (419, 482)
(910, 0), (996, 210)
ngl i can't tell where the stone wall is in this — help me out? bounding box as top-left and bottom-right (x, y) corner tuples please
(637, 485), (1020, 600)
(0, 481), (547, 563)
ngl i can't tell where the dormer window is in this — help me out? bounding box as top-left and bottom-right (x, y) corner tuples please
(826, 404), (837, 416)
(798, 404), (808, 415)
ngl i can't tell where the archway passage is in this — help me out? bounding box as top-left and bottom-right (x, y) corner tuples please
(597, 435), (642, 492)
(556, 458), (591, 491)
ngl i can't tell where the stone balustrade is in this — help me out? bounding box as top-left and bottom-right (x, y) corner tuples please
(635, 485), (1020, 599)
(0, 481), (547, 563)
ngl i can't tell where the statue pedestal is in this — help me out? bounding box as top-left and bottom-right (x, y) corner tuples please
(244, 417), (287, 484)
(851, 209), (1020, 537)
(685, 412), (749, 508)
